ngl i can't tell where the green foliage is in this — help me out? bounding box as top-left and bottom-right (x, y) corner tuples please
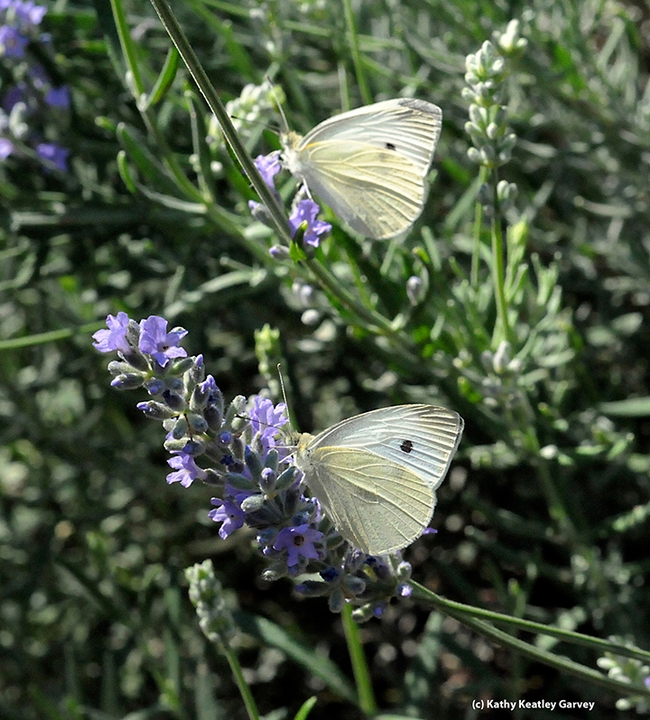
(2, 0), (650, 718)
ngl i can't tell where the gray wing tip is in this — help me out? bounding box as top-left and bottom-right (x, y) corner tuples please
(397, 98), (442, 118)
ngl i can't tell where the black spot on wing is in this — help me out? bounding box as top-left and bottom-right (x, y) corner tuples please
(400, 439), (414, 453)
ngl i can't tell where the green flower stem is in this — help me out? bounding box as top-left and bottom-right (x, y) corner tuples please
(110, 0), (145, 95)
(410, 581), (650, 667)
(302, 256), (428, 377)
(489, 174), (512, 346)
(147, 0), (293, 247)
(471, 166), (488, 287)
(221, 640), (260, 720)
(341, 603), (377, 716)
(303, 256), (396, 335)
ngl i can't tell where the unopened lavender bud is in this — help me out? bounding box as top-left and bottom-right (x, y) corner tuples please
(165, 437), (191, 452)
(269, 244), (290, 260)
(328, 587), (345, 613)
(185, 560), (237, 646)
(492, 340), (511, 373)
(225, 395), (247, 426)
(170, 356), (196, 375)
(191, 380), (212, 409)
(137, 400), (178, 420)
(171, 416), (189, 439)
(162, 390), (186, 412)
(143, 378), (165, 395)
(291, 510), (311, 526)
(223, 472), (256, 491)
(366, 555), (391, 580)
(264, 448), (278, 472)
(108, 360), (141, 376)
(406, 275), (425, 306)
(204, 405), (224, 430)
(275, 466), (298, 490)
(467, 147), (482, 164)
(240, 493), (266, 513)
(245, 448), (262, 479)
(301, 309), (320, 326)
(125, 319), (141, 346)
(110, 373), (146, 389)
(477, 183), (492, 206)
(202, 468), (223, 485)
(185, 439), (205, 455)
(187, 413), (208, 434)
(230, 435), (245, 462)
(342, 575), (366, 595)
(283, 486), (302, 515)
(259, 467), (276, 493)
(295, 580), (329, 597)
(186, 354), (205, 386)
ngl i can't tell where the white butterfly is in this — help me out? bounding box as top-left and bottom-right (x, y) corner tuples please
(280, 98), (442, 240)
(294, 404), (463, 555)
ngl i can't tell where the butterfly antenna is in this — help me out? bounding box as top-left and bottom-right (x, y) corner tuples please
(266, 78), (290, 135)
(277, 363), (296, 432)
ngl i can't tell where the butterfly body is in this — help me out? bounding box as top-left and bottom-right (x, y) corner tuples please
(280, 99), (442, 239)
(295, 404), (463, 555)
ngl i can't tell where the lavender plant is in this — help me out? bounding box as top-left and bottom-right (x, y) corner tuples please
(93, 312), (413, 621)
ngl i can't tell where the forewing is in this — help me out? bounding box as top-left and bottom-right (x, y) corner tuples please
(299, 139), (426, 239)
(305, 447), (434, 554)
(311, 404), (463, 492)
(302, 98), (442, 174)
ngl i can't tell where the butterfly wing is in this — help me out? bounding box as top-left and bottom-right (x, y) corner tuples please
(299, 445), (435, 555)
(311, 404), (463, 491)
(294, 140), (427, 239)
(300, 99), (442, 172)
(296, 404), (463, 554)
(283, 99), (442, 239)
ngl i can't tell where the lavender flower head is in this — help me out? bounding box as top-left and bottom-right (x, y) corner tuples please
(249, 152), (331, 252)
(94, 313), (413, 618)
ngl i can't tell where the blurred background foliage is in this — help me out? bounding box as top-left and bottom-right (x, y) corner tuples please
(1, 0), (650, 718)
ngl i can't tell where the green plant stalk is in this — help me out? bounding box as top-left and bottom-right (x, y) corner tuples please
(471, 166), (488, 286)
(410, 582), (650, 666)
(110, 0), (145, 96)
(303, 256), (396, 335)
(341, 603), (377, 716)
(302, 257), (431, 378)
(447, 609), (645, 699)
(490, 174), (512, 346)
(342, 0), (372, 106)
(221, 641), (260, 720)
(147, 0), (292, 246)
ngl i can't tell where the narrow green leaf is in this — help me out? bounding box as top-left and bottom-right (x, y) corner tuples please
(146, 47), (180, 108)
(601, 396), (650, 417)
(233, 611), (357, 704)
(293, 696), (318, 720)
